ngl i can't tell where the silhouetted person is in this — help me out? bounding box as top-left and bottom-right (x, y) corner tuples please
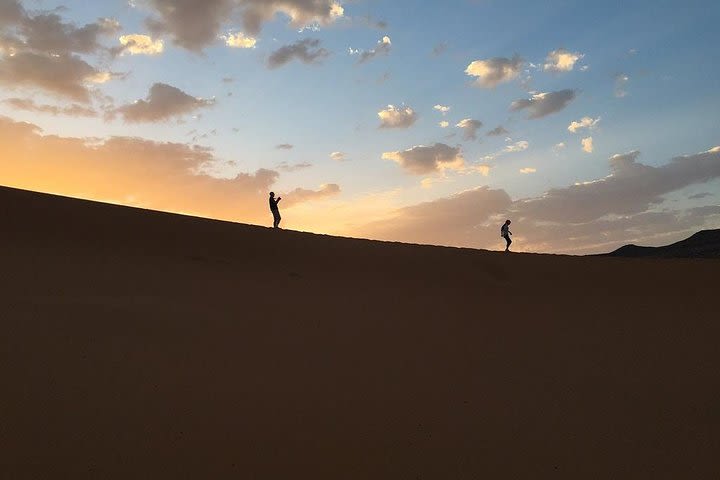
(501, 219), (512, 252)
(269, 192), (282, 228)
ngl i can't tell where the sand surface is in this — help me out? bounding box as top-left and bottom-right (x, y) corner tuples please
(2, 186), (718, 479)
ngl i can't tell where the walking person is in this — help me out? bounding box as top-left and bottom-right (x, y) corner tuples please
(501, 219), (512, 252)
(269, 192), (282, 228)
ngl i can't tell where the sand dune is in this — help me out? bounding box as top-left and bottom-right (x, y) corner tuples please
(609, 229), (720, 258)
(2, 185), (718, 479)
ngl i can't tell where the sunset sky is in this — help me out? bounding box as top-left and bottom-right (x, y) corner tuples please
(1, 0), (719, 253)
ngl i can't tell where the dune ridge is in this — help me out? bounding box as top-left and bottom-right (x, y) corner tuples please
(2, 185), (718, 479)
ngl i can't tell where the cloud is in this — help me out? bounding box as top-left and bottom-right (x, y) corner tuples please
(486, 125), (509, 137)
(361, 187), (513, 247)
(581, 136), (594, 153)
(615, 73), (629, 98)
(510, 89), (576, 119)
(114, 83), (215, 123)
(431, 42), (447, 56)
(554, 142), (566, 149)
(0, 52), (102, 102)
(145, 0), (344, 51)
(0, 6), (121, 101)
(275, 143), (294, 150)
(382, 143), (464, 175)
(465, 55), (523, 88)
(378, 104), (417, 129)
(568, 116), (600, 133)
(351, 14), (386, 30)
(118, 34), (164, 55)
(519, 167), (536, 174)
(357, 147), (720, 254)
(0, 1), (24, 27)
(504, 140), (529, 153)
(3, 97), (97, 117)
(471, 164), (491, 176)
(420, 177), (436, 189)
(223, 31), (257, 49)
(0, 115), (281, 224)
(282, 183), (341, 208)
(18, 12), (120, 55)
(433, 104), (450, 115)
(439, 121), (449, 128)
(267, 38), (329, 68)
(456, 118), (483, 141)
(480, 140), (529, 162)
(276, 161), (312, 172)
(543, 48), (584, 72)
(518, 147), (720, 223)
(330, 151), (345, 161)
(688, 192), (713, 200)
(350, 35), (391, 64)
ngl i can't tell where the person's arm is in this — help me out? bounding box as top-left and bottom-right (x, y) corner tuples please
(277, 197), (282, 203)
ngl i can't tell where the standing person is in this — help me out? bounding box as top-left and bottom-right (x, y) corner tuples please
(501, 219), (512, 252)
(269, 192), (282, 228)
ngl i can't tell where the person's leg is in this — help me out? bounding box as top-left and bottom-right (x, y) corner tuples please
(505, 235), (512, 251)
(273, 211), (281, 228)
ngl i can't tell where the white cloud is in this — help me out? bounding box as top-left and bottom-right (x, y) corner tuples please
(330, 151), (345, 161)
(433, 104), (450, 115)
(504, 140), (529, 153)
(378, 104), (417, 129)
(568, 116), (600, 133)
(582, 137), (594, 153)
(439, 120), (449, 128)
(480, 140), (529, 163)
(465, 55), (523, 88)
(119, 34), (164, 55)
(223, 31), (256, 48)
(543, 48), (584, 72)
(519, 167), (536, 174)
(85, 71), (114, 84)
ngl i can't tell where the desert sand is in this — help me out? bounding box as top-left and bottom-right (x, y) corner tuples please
(2, 185), (718, 479)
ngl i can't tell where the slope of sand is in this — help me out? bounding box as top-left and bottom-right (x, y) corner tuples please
(2, 186), (718, 479)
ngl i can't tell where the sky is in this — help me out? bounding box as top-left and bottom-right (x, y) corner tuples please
(1, 0), (719, 254)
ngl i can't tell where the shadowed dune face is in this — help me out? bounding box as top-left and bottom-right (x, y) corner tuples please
(2, 186), (719, 479)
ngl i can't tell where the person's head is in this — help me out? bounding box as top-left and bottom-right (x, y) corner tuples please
(505, 219), (511, 225)
(269, 192), (275, 198)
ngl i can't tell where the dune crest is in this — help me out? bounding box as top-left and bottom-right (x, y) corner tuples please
(2, 186), (718, 479)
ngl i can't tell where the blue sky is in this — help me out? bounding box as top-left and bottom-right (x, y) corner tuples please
(1, 0), (719, 253)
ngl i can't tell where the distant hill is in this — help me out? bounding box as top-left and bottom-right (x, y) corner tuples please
(608, 229), (720, 258)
